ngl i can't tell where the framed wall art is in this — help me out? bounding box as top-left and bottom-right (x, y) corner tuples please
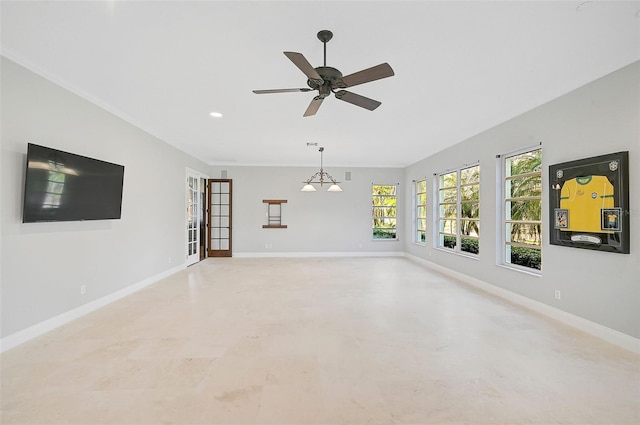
(549, 151), (629, 254)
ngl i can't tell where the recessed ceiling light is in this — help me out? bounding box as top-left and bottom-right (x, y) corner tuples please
(209, 112), (223, 118)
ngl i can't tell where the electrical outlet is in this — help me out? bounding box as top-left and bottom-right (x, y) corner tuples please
(80, 285), (87, 295)
(554, 290), (561, 300)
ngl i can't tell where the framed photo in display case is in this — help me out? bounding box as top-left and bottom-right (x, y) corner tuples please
(549, 151), (629, 254)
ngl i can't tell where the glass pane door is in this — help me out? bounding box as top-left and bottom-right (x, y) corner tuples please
(186, 174), (200, 266)
(208, 179), (232, 257)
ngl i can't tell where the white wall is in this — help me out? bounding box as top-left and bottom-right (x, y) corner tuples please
(404, 61), (639, 339)
(208, 165), (404, 255)
(0, 57), (210, 338)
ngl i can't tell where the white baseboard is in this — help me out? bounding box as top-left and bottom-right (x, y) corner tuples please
(233, 251), (405, 258)
(0, 264), (185, 353)
(404, 253), (640, 354)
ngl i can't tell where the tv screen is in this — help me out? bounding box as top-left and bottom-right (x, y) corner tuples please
(22, 143), (125, 223)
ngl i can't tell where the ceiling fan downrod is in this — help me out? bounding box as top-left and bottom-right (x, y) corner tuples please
(317, 30), (333, 67)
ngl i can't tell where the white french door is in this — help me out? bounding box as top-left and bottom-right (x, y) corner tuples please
(186, 170), (206, 266)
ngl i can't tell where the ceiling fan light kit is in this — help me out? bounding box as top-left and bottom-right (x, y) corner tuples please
(301, 147), (342, 192)
(253, 30), (394, 117)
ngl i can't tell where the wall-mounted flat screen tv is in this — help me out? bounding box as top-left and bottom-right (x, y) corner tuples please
(22, 143), (125, 223)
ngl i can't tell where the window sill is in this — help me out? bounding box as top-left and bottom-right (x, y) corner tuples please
(497, 263), (542, 277)
(434, 247), (479, 260)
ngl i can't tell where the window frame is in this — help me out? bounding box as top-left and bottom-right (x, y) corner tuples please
(435, 163), (480, 256)
(414, 179), (427, 245)
(372, 184), (398, 241)
(498, 145), (543, 273)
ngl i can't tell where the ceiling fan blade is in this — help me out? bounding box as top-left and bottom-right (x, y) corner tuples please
(303, 96), (324, 117)
(335, 90), (382, 111)
(338, 63), (394, 88)
(253, 88), (313, 94)
(284, 52), (323, 84)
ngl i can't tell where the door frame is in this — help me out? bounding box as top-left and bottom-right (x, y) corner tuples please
(207, 178), (233, 257)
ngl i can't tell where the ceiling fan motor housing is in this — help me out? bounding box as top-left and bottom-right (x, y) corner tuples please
(308, 66), (344, 97)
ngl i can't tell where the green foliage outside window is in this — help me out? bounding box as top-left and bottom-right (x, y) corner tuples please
(443, 235), (479, 254)
(438, 165), (479, 254)
(510, 247), (542, 270)
(372, 185), (397, 239)
(505, 148), (542, 269)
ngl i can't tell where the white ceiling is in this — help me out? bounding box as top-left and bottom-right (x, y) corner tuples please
(2, 1), (639, 167)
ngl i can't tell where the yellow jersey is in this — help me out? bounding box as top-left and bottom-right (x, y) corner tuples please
(560, 175), (614, 233)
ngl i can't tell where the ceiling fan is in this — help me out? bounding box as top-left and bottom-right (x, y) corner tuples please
(253, 30), (395, 117)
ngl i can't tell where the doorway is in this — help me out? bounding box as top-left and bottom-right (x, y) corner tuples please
(208, 179), (232, 257)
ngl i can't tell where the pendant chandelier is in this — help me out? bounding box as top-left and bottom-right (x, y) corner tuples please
(301, 147), (342, 192)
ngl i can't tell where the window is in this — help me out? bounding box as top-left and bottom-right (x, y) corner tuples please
(415, 179), (427, 243)
(437, 164), (480, 255)
(372, 184), (397, 239)
(502, 148), (542, 270)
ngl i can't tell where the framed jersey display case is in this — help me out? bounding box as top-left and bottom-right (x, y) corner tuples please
(549, 151), (629, 254)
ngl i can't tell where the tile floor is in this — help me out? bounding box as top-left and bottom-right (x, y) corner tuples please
(1, 257), (639, 424)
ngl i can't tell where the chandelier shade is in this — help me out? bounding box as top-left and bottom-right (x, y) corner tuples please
(301, 147), (342, 192)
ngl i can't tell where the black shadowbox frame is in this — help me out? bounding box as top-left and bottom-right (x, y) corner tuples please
(549, 151), (629, 254)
